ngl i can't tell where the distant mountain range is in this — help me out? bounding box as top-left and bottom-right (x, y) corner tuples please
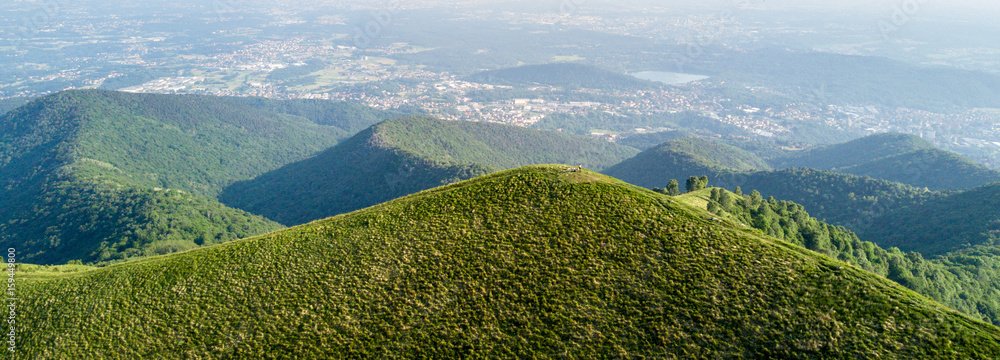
(21, 166), (1000, 358)
(773, 133), (1000, 191)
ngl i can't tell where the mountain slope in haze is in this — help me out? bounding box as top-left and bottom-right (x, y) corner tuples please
(21, 166), (1000, 358)
(605, 138), (934, 231)
(775, 133), (934, 170)
(466, 63), (659, 91)
(695, 49), (1000, 112)
(680, 188), (1000, 325)
(775, 133), (1000, 191)
(0, 90), (404, 264)
(220, 116), (639, 225)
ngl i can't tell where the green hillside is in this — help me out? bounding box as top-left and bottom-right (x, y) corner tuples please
(774, 133), (1000, 191)
(20, 166), (1000, 358)
(466, 63), (659, 92)
(863, 183), (1000, 257)
(220, 116), (639, 225)
(680, 188), (1000, 325)
(0, 90), (404, 264)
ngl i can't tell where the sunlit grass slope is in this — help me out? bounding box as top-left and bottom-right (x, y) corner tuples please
(21, 166), (1000, 358)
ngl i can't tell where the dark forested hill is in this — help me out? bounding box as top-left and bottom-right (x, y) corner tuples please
(21, 166), (1000, 358)
(773, 133), (1000, 191)
(220, 116), (640, 225)
(0, 90), (405, 264)
(466, 63), (659, 91)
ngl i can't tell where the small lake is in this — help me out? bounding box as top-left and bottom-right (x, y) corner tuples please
(629, 71), (710, 85)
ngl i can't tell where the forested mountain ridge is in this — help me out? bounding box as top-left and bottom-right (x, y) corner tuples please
(0, 90), (407, 196)
(221, 116), (639, 225)
(20, 166), (1000, 358)
(774, 133), (1000, 191)
(0, 90), (405, 264)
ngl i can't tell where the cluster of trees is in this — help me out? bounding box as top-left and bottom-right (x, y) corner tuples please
(654, 176), (708, 196)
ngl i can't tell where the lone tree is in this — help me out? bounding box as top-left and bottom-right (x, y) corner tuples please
(699, 176), (709, 188)
(667, 179), (680, 196)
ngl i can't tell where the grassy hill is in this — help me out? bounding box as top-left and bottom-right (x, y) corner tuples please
(679, 188), (1000, 325)
(0, 90), (405, 264)
(20, 166), (1000, 358)
(220, 116), (639, 225)
(466, 63), (659, 92)
(775, 133), (1000, 191)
